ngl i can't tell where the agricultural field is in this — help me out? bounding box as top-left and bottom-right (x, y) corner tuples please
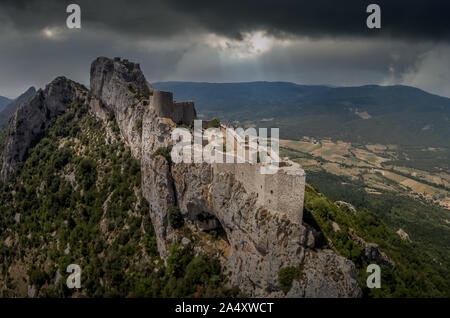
(280, 138), (450, 210)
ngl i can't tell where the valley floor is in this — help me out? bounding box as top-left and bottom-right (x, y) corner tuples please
(281, 138), (450, 211)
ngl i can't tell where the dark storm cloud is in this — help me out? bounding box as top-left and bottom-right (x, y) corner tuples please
(0, 0), (449, 99)
(165, 0), (450, 41)
(0, 0), (191, 37)
(1, 0), (450, 41)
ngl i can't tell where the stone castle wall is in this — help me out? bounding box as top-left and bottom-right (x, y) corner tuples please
(212, 160), (305, 224)
(173, 101), (196, 125)
(151, 89), (174, 119)
(151, 89), (196, 126)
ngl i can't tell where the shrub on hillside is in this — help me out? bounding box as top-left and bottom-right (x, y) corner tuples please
(168, 206), (184, 229)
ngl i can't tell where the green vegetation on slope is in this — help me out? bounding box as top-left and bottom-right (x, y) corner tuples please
(306, 170), (450, 264)
(0, 96), (448, 298)
(304, 184), (450, 297)
(0, 101), (235, 297)
(278, 266), (301, 294)
(280, 138), (449, 297)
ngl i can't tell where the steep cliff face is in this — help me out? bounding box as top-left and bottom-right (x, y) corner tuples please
(1, 77), (86, 182)
(170, 163), (361, 297)
(90, 57), (152, 158)
(88, 57), (362, 297)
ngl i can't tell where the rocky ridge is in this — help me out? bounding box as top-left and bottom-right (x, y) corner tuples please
(1, 57), (362, 297)
(1, 77), (86, 182)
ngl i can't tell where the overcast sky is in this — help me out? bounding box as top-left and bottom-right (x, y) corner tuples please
(0, 0), (449, 98)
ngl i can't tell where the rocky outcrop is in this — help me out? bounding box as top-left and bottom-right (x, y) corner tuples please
(169, 163), (360, 297)
(90, 57), (151, 158)
(396, 228), (411, 241)
(89, 57), (197, 158)
(1, 77), (85, 182)
(89, 57), (362, 297)
(142, 154), (181, 257)
(335, 201), (357, 214)
(349, 230), (395, 269)
(287, 250), (362, 298)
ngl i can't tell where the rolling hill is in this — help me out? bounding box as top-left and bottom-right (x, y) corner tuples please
(152, 82), (450, 147)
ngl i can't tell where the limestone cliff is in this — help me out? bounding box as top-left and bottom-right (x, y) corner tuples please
(89, 57), (151, 158)
(1, 57), (362, 298)
(88, 57), (361, 297)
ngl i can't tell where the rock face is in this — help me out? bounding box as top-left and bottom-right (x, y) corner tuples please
(1, 77), (85, 181)
(2, 57), (362, 298)
(142, 154), (181, 256)
(89, 57), (196, 158)
(88, 57), (361, 297)
(169, 164), (360, 297)
(287, 250), (362, 298)
(335, 201), (357, 214)
(350, 230), (395, 269)
(90, 57), (150, 158)
(396, 228), (411, 241)
(90, 57), (150, 103)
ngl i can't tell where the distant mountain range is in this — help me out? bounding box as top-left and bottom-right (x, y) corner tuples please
(0, 87), (36, 128)
(152, 82), (450, 147)
(0, 96), (11, 112)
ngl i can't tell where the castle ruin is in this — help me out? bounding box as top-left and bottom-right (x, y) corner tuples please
(212, 160), (305, 225)
(146, 86), (306, 225)
(151, 89), (196, 126)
